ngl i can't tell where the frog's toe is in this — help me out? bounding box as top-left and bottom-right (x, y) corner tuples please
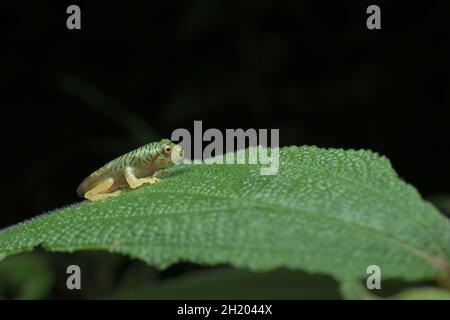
(142, 177), (159, 184)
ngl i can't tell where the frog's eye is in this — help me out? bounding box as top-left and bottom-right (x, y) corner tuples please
(163, 145), (172, 154)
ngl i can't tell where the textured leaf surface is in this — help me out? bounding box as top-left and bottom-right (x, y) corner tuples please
(0, 146), (449, 281)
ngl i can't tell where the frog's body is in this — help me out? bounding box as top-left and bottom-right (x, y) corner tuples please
(77, 139), (184, 201)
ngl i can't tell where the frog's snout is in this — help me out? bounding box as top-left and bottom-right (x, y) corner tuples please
(171, 145), (184, 164)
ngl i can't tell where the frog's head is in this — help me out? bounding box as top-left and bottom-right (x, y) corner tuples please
(155, 139), (184, 168)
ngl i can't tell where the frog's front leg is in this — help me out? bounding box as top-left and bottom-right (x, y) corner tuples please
(124, 167), (159, 189)
(84, 177), (121, 201)
(140, 176), (160, 184)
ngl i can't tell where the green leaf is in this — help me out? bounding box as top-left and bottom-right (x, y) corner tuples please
(393, 287), (450, 300)
(109, 268), (341, 300)
(0, 146), (449, 282)
(339, 280), (378, 300)
(0, 253), (54, 299)
(340, 280), (450, 300)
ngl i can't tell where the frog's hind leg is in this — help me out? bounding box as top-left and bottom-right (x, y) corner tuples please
(84, 177), (121, 201)
(124, 167), (160, 189)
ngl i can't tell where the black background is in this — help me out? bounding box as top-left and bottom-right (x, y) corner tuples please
(0, 0), (449, 229)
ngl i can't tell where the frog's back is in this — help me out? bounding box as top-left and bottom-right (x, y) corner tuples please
(95, 143), (157, 173)
(76, 143), (157, 197)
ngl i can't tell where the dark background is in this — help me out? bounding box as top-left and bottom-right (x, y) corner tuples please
(0, 0), (449, 229)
